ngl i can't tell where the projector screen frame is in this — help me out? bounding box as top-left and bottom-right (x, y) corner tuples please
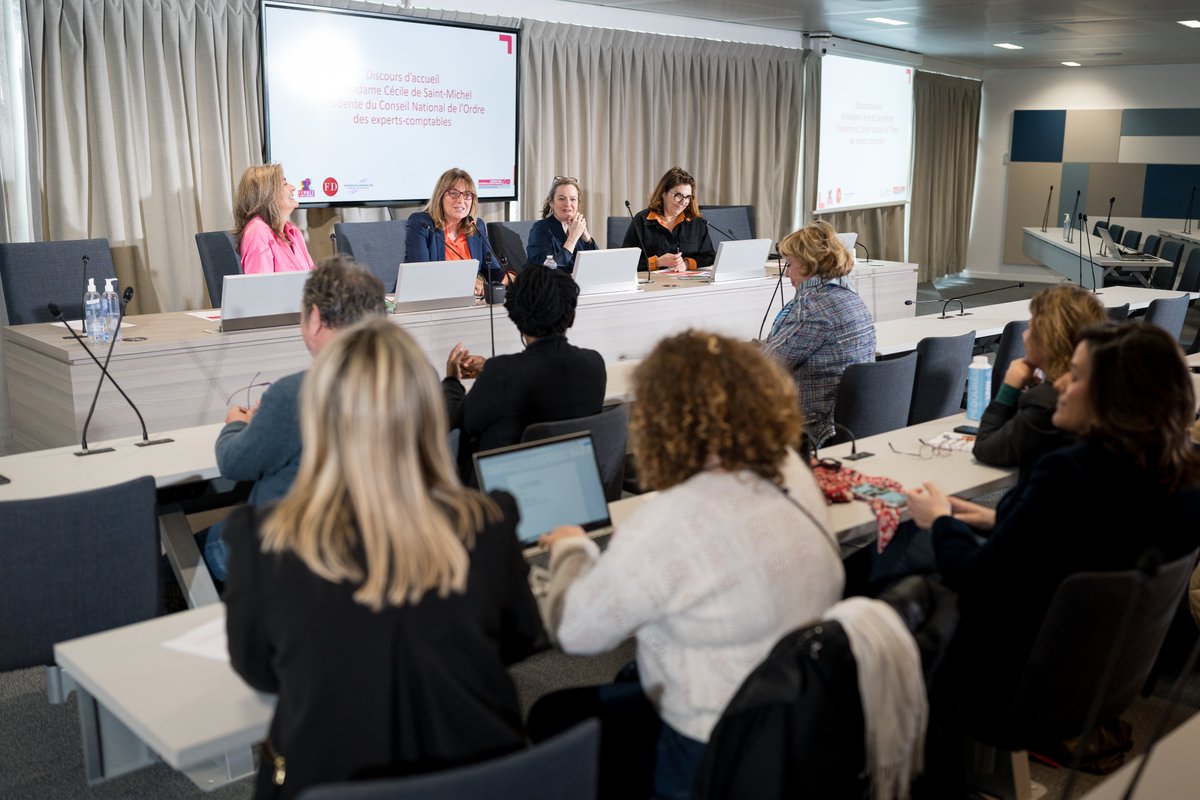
(259, 0), (522, 208)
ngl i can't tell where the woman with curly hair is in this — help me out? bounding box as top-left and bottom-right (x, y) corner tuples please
(536, 330), (844, 800)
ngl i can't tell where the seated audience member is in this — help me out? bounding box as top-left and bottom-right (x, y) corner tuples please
(973, 284), (1106, 474)
(405, 167), (508, 292)
(444, 264), (605, 480)
(225, 318), (543, 800)
(526, 176), (598, 274)
(205, 256), (385, 581)
(535, 330), (845, 800)
(762, 220), (876, 446)
(908, 323), (1200, 732)
(234, 164), (316, 274)
(622, 166), (715, 272)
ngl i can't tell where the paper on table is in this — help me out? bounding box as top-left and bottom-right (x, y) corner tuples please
(162, 616), (230, 662)
(187, 310), (222, 321)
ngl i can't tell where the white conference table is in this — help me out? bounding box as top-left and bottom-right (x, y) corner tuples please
(1159, 228), (1200, 247)
(1079, 709), (1200, 799)
(1023, 226), (1168, 288)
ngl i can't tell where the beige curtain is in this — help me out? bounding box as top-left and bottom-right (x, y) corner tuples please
(908, 71), (981, 281)
(799, 47), (821, 227)
(820, 205), (905, 262)
(520, 21), (805, 247)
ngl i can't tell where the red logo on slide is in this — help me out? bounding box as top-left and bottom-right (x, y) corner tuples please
(322, 178), (339, 197)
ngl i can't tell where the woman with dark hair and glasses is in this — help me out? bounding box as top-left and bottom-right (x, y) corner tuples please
(405, 167), (508, 293)
(526, 176), (598, 274)
(622, 166), (716, 273)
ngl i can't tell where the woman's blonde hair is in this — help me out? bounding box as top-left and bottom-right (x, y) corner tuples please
(426, 167), (480, 236)
(541, 176), (582, 219)
(630, 330), (804, 490)
(261, 318), (499, 610)
(778, 220), (854, 280)
(1027, 284), (1107, 381)
(646, 166), (701, 219)
(233, 164), (287, 251)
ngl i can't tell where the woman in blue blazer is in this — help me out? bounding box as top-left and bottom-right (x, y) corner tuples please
(405, 168), (507, 293)
(525, 176), (597, 274)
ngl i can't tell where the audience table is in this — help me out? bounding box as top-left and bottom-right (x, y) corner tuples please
(1022, 227), (1168, 288)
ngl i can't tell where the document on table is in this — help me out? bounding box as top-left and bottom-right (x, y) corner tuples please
(163, 616), (230, 663)
(187, 310), (223, 321)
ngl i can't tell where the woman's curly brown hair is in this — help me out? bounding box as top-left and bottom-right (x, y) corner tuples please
(629, 330), (805, 491)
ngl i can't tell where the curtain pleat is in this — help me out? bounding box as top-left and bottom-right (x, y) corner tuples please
(819, 205), (905, 262)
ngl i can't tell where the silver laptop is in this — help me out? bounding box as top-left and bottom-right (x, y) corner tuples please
(220, 271), (309, 332)
(711, 238), (772, 283)
(394, 259), (480, 311)
(473, 432), (613, 554)
(1097, 228), (1157, 261)
(573, 248), (640, 295)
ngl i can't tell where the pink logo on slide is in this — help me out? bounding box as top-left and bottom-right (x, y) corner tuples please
(498, 34), (513, 54)
(298, 178), (315, 198)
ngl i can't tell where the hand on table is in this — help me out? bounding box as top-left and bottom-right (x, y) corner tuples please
(657, 252), (686, 271)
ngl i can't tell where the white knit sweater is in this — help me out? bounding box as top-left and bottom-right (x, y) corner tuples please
(547, 451), (845, 742)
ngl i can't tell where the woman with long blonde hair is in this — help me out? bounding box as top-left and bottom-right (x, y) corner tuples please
(224, 317), (542, 799)
(233, 163), (315, 274)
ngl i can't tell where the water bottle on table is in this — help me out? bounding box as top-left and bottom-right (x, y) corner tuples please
(966, 356), (992, 422)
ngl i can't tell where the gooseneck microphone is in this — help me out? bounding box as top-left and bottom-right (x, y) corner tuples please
(1184, 186), (1196, 235)
(1066, 190), (1081, 243)
(329, 231), (337, 254)
(1040, 185), (1055, 233)
(853, 240), (872, 265)
(757, 242), (789, 340)
(463, 215), (507, 358)
(1106, 195), (1116, 228)
(906, 283), (1026, 318)
(1080, 213), (1098, 293)
(704, 219), (737, 244)
(624, 200), (652, 284)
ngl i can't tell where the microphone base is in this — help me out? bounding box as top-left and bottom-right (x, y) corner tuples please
(938, 311), (972, 319)
(135, 437), (175, 448)
(844, 451), (873, 461)
(74, 446), (116, 457)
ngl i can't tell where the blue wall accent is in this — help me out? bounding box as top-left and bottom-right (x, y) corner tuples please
(1142, 164), (1200, 218)
(1121, 109), (1200, 137)
(1058, 164), (1090, 224)
(1011, 110), (1066, 163)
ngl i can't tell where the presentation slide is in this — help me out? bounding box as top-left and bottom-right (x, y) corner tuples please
(816, 55), (913, 213)
(262, 2), (519, 206)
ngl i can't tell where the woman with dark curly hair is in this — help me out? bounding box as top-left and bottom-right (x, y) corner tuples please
(443, 263), (606, 481)
(536, 330), (845, 800)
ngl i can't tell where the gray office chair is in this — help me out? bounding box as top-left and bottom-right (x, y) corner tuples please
(1106, 223), (1125, 245)
(1177, 248), (1200, 294)
(908, 330), (977, 425)
(830, 352), (918, 443)
(1141, 233), (1161, 257)
(487, 220), (538, 272)
(0, 477), (159, 672)
(1151, 240), (1184, 290)
(0, 238), (117, 324)
(195, 230), (240, 308)
(990, 320), (1028, 400)
(1142, 294), (1189, 341)
(700, 205), (757, 244)
(1105, 303), (1130, 322)
(1120, 229), (1142, 250)
(606, 216), (632, 250)
(522, 404), (629, 502)
(966, 549), (1198, 799)
(332, 220), (408, 292)
(297, 719), (599, 800)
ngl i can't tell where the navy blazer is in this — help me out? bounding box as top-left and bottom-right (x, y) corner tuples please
(525, 217), (598, 275)
(404, 211), (505, 283)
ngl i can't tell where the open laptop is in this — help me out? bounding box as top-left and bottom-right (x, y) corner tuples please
(837, 232), (859, 255)
(473, 431), (613, 556)
(394, 259), (480, 311)
(711, 238), (772, 283)
(573, 247), (640, 295)
(220, 271), (309, 332)
(1097, 228), (1158, 261)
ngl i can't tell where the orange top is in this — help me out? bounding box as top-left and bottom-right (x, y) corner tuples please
(645, 210), (695, 271)
(444, 229), (468, 260)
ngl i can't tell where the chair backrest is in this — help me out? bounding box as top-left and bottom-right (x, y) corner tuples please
(333, 220), (407, 292)
(908, 330), (977, 425)
(1141, 233), (1161, 256)
(990, 320), (1028, 400)
(832, 352), (918, 442)
(1177, 247), (1200, 294)
(1105, 303), (1130, 322)
(1091, 220), (1109, 236)
(195, 231), (240, 308)
(1008, 549), (1198, 744)
(699, 205), (757, 243)
(0, 477), (160, 671)
(1120, 229), (1142, 249)
(486, 220), (539, 272)
(0, 238), (117, 325)
(606, 216), (631, 250)
(521, 404), (629, 502)
(297, 719), (600, 800)
(1143, 294), (1189, 340)
(1153, 240), (1185, 290)
(1107, 223), (1125, 244)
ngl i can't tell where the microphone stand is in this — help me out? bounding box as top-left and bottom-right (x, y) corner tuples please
(757, 244), (789, 340)
(466, 215), (507, 358)
(1066, 190), (1080, 243)
(820, 421), (871, 461)
(705, 219), (737, 244)
(1106, 196), (1116, 229)
(80, 253), (90, 322)
(624, 201), (653, 285)
(854, 240), (873, 265)
(1081, 213), (1099, 293)
(329, 231), (338, 254)
(1184, 187), (1196, 235)
(1040, 185), (1054, 233)
(938, 282), (1026, 318)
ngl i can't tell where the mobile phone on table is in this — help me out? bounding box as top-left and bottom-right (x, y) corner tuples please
(953, 425), (979, 436)
(851, 483), (907, 508)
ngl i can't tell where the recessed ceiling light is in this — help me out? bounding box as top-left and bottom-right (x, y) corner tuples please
(865, 17), (907, 26)
(1178, 20), (1200, 28)
(1094, 51), (1123, 57)
(993, 42), (1024, 50)
(1061, 61), (1082, 67)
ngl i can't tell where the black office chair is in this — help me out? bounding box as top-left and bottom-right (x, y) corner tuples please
(699, 205), (757, 244)
(830, 352), (918, 443)
(965, 549), (1198, 799)
(333, 220), (408, 292)
(1141, 234), (1161, 257)
(606, 216), (631, 250)
(298, 720), (599, 800)
(1106, 223), (1126, 245)
(522, 404), (629, 502)
(1105, 303), (1130, 322)
(989, 320), (1029, 401)
(1120, 229), (1142, 250)
(195, 230), (240, 308)
(1143, 295), (1190, 341)
(486, 220), (538, 272)
(1177, 248), (1200, 294)
(1151, 240), (1184, 290)
(908, 330), (977, 425)
(0, 238), (117, 324)
(1091, 220), (1109, 236)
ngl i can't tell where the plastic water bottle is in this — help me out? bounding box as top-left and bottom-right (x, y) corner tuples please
(543, 254), (557, 270)
(101, 278), (120, 342)
(966, 356), (992, 422)
(1062, 213), (1071, 240)
(83, 278), (104, 344)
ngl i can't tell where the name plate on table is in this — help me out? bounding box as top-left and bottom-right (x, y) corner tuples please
(220, 272), (309, 332)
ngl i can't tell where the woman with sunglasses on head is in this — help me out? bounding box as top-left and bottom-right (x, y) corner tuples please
(526, 176), (598, 275)
(405, 167), (508, 294)
(622, 166), (715, 273)
(234, 164), (316, 275)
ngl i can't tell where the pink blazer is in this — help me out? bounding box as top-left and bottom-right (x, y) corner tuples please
(239, 217), (315, 274)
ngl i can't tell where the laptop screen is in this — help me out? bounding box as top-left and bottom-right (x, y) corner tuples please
(473, 432), (612, 544)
